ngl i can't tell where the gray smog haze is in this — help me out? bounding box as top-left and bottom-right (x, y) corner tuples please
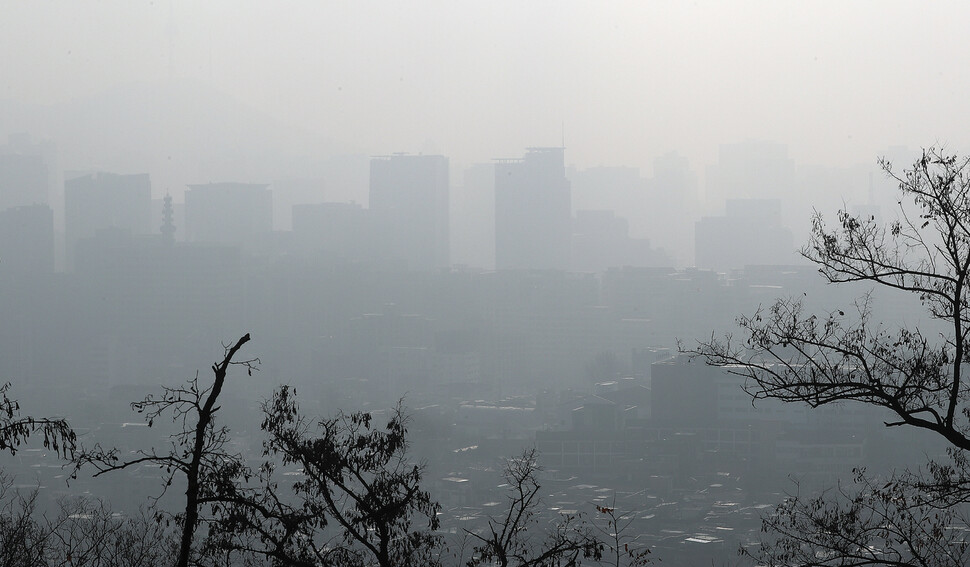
(4, 4), (970, 565)
(4, 0), (970, 181)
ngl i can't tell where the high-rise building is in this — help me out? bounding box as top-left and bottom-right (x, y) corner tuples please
(369, 154), (449, 271)
(0, 133), (55, 213)
(0, 204), (53, 275)
(705, 140), (795, 205)
(571, 210), (670, 272)
(0, 154), (47, 213)
(649, 152), (698, 266)
(451, 163), (495, 270)
(184, 182), (272, 245)
(64, 171), (152, 268)
(694, 198), (795, 271)
(292, 202), (373, 261)
(495, 147), (571, 270)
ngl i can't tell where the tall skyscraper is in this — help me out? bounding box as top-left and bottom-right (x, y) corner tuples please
(0, 204), (54, 275)
(0, 134), (55, 213)
(64, 171), (152, 268)
(451, 163), (495, 270)
(495, 147), (571, 271)
(369, 154), (449, 271)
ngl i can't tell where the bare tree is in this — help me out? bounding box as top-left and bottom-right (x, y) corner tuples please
(74, 333), (258, 567)
(0, 381), (77, 565)
(466, 448), (603, 567)
(0, 479), (46, 567)
(686, 149), (970, 566)
(45, 497), (179, 567)
(593, 499), (651, 567)
(0, 382), (75, 458)
(0, 473), (178, 567)
(749, 461), (970, 567)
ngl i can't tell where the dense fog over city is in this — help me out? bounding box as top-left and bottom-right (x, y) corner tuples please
(2, 2), (970, 566)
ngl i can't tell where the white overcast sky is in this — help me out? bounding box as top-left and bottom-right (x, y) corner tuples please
(3, 0), (970, 171)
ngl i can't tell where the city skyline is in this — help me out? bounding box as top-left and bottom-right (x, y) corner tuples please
(1, 5), (966, 565)
(1, 132), (895, 272)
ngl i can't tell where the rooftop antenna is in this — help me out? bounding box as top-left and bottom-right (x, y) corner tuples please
(561, 120), (566, 149)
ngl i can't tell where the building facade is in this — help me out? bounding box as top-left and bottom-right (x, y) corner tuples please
(64, 171), (152, 269)
(369, 154), (449, 271)
(495, 147), (571, 271)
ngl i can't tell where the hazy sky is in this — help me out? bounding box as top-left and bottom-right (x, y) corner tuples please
(3, 1), (970, 172)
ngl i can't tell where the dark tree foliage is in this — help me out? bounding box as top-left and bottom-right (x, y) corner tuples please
(0, 482), (46, 567)
(686, 149), (970, 566)
(0, 382), (75, 458)
(44, 498), (180, 567)
(55, 336), (615, 567)
(268, 387), (441, 567)
(74, 334), (258, 567)
(466, 448), (603, 567)
(755, 458), (970, 567)
(199, 457), (321, 567)
(208, 386), (441, 567)
(0, 476), (178, 567)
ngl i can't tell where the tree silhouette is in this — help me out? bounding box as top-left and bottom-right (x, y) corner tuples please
(74, 333), (258, 567)
(61, 338), (608, 567)
(593, 498), (651, 567)
(0, 382), (75, 458)
(0, 474), (178, 567)
(687, 149), (970, 566)
(465, 448), (602, 567)
(205, 386), (441, 567)
(268, 387), (441, 567)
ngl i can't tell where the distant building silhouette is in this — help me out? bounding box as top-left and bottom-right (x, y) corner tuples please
(705, 140), (795, 205)
(0, 204), (53, 275)
(292, 202), (373, 262)
(72, 229), (244, 387)
(571, 210), (671, 272)
(160, 194), (176, 245)
(369, 155), (449, 271)
(451, 163), (495, 270)
(694, 198), (795, 271)
(0, 154), (47, 212)
(152, 196), (185, 243)
(0, 133), (54, 213)
(65, 171), (152, 269)
(495, 147), (571, 271)
(184, 182), (272, 246)
(649, 152), (698, 266)
(703, 141), (797, 258)
(569, 156), (698, 268)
